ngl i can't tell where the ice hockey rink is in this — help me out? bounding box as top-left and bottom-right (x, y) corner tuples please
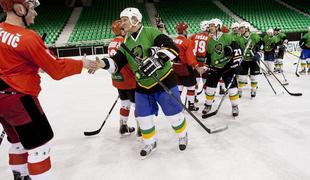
(1, 52), (310, 180)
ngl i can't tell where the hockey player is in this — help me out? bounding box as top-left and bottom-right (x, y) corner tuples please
(157, 22), (165, 33)
(237, 22), (262, 98)
(0, 0), (95, 179)
(90, 8), (188, 159)
(299, 26), (310, 74)
(190, 20), (210, 102)
(108, 20), (136, 136)
(173, 22), (205, 111)
(273, 27), (288, 73)
(262, 28), (278, 74)
(230, 22), (240, 39)
(203, 18), (242, 117)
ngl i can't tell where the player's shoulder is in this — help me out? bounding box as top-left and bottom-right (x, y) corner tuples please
(21, 29), (42, 43)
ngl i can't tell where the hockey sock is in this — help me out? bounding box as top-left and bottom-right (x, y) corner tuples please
(137, 115), (156, 145)
(229, 87), (239, 106)
(250, 75), (258, 92)
(186, 86), (195, 103)
(205, 87), (216, 105)
(27, 143), (52, 180)
(120, 100), (131, 123)
(9, 143), (29, 177)
(166, 112), (187, 138)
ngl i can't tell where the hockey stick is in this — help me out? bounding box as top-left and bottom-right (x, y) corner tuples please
(202, 39), (252, 119)
(286, 51), (301, 77)
(84, 96), (119, 136)
(259, 59), (302, 96)
(257, 62), (277, 95)
(121, 43), (226, 134)
(0, 130), (5, 146)
(202, 73), (236, 119)
(280, 70), (289, 86)
(197, 86), (204, 95)
(295, 57), (301, 77)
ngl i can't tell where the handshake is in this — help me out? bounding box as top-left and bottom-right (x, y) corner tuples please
(81, 54), (106, 74)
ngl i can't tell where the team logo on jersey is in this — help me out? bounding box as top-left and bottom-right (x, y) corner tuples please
(215, 43), (223, 55)
(131, 45), (144, 59)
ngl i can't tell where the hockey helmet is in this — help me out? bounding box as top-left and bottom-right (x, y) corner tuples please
(111, 20), (122, 36)
(209, 18), (222, 29)
(231, 22), (239, 29)
(120, 7), (142, 26)
(0, 0), (39, 11)
(200, 20), (209, 32)
(239, 22), (251, 29)
(267, 28), (274, 35)
(176, 22), (188, 34)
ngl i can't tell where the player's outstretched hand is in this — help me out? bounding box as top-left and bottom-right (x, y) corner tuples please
(81, 54), (97, 73)
(88, 57), (106, 74)
(195, 66), (207, 75)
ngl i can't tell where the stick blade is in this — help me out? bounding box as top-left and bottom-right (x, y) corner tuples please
(84, 129), (101, 136)
(289, 92), (302, 96)
(204, 118), (228, 133)
(202, 110), (218, 119)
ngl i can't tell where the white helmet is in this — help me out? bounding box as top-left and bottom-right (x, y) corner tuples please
(231, 22), (239, 29)
(239, 22), (251, 29)
(120, 7), (142, 26)
(200, 20), (209, 31)
(267, 28), (274, 35)
(209, 18), (222, 29)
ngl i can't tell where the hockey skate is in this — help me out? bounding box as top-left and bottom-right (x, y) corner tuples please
(188, 101), (199, 111)
(179, 133), (188, 151)
(202, 104), (212, 115)
(13, 171), (31, 180)
(251, 90), (256, 98)
(119, 120), (135, 137)
(140, 141), (157, 159)
(232, 105), (239, 117)
(299, 68), (306, 74)
(194, 96), (199, 103)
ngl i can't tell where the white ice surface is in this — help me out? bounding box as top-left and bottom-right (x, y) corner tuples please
(1, 53), (310, 180)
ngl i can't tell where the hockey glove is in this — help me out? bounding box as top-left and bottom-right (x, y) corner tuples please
(224, 45), (233, 57)
(139, 57), (164, 76)
(149, 46), (161, 56)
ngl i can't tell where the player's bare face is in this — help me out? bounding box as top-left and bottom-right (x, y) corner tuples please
(209, 24), (216, 34)
(25, 3), (37, 25)
(233, 27), (239, 34)
(121, 17), (133, 32)
(239, 27), (245, 34)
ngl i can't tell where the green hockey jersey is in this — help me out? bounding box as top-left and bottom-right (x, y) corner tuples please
(236, 33), (261, 61)
(119, 26), (173, 89)
(263, 35), (278, 52)
(207, 33), (235, 68)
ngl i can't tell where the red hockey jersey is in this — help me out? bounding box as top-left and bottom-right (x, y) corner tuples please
(0, 22), (83, 96)
(173, 35), (198, 67)
(108, 37), (136, 90)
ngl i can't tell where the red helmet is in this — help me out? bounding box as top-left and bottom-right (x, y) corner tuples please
(221, 25), (229, 33)
(0, 0), (39, 12)
(176, 22), (188, 34)
(111, 20), (122, 36)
